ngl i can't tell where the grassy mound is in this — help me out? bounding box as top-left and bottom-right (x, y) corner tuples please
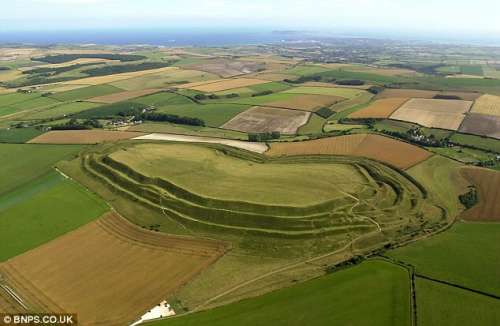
(79, 141), (444, 239)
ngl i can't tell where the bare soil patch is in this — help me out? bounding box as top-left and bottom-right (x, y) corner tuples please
(458, 113), (500, 139)
(266, 134), (432, 169)
(0, 212), (225, 325)
(460, 167), (500, 221)
(222, 106), (310, 134)
(28, 130), (145, 144)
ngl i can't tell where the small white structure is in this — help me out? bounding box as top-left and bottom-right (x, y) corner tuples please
(130, 301), (175, 326)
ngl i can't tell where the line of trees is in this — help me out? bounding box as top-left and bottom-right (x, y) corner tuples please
(51, 118), (102, 130)
(138, 112), (205, 126)
(248, 131), (281, 142)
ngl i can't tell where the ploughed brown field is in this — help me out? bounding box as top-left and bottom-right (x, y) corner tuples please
(28, 130), (145, 144)
(87, 88), (161, 104)
(389, 98), (472, 130)
(222, 106), (311, 134)
(460, 167), (500, 221)
(458, 113), (500, 139)
(265, 94), (344, 112)
(349, 98), (409, 119)
(266, 134), (432, 170)
(0, 213), (226, 325)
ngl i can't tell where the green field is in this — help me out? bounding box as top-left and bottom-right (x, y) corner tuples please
(27, 101), (100, 120)
(285, 65), (331, 76)
(283, 86), (364, 98)
(132, 91), (194, 107)
(0, 92), (41, 107)
(75, 101), (146, 119)
(0, 170), (108, 261)
(152, 260), (410, 326)
(0, 127), (44, 143)
(0, 143), (82, 195)
(0, 95), (61, 118)
(429, 146), (499, 166)
(49, 84), (123, 102)
(389, 222), (500, 296)
(416, 278), (500, 325)
(460, 65), (484, 76)
(214, 92), (298, 106)
(297, 114), (325, 135)
(154, 103), (251, 127)
(450, 132), (500, 153)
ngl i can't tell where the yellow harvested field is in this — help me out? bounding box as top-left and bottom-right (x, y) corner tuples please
(62, 67), (179, 85)
(471, 94), (500, 116)
(251, 73), (295, 81)
(377, 89), (439, 99)
(34, 58), (116, 69)
(185, 78), (271, 92)
(349, 98), (409, 119)
(0, 212), (226, 326)
(88, 88), (161, 104)
(38, 83), (90, 93)
(28, 130), (145, 144)
(390, 98), (472, 130)
(266, 134), (432, 170)
(266, 94), (345, 112)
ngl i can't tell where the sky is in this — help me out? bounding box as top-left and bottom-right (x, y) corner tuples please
(3, 0), (500, 39)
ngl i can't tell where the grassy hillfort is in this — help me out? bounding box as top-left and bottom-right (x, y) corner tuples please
(0, 41), (499, 325)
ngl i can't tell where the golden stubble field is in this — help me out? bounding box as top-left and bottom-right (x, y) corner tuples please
(349, 98), (409, 119)
(0, 213), (226, 325)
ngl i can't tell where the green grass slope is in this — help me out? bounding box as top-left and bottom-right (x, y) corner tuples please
(0, 143), (82, 195)
(416, 278), (500, 325)
(388, 222), (500, 296)
(152, 260), (410, 326)
(0, 170), (108, 261)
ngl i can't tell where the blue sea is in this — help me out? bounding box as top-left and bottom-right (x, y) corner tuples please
(0, 29), (304, 46)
